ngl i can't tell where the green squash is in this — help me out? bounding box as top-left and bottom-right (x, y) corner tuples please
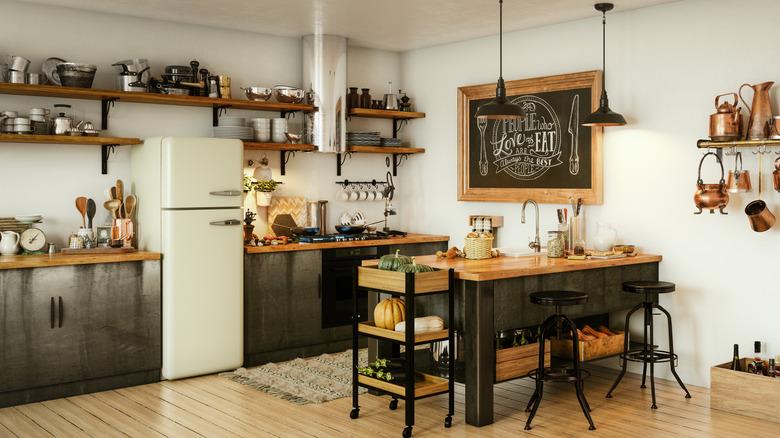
(378, 249), (412, 271)
(396, 257), (435, 273)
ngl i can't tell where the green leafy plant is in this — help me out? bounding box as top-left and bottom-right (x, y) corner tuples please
(243, 175), (257, 192)
(255, 180), (282, 193)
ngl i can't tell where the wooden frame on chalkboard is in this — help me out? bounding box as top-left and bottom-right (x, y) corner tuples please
(457, 70), (603, 204)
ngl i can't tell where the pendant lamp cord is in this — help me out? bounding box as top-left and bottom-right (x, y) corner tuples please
(601, 11), (606, 92)
(499, 0), (503, 80)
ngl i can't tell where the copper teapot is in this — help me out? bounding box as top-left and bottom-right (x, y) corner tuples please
(709, 93), (742, 141)
(739, 81), (775, 140)
(694, 152), (729, 215)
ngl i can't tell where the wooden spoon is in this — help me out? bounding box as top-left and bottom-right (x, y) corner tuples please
(124, 194), (137, 219)
(103, 199), (121, 220)
(86, 198), (96, 229)
(75, 196), (87, 228)
(115, 180), (125, 218)
(110, 186), (117, 200)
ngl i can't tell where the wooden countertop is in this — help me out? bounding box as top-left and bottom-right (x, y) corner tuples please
(244, 233), (449, 254)
(363, 253), (662, 282)
(0, 251), (161, 270)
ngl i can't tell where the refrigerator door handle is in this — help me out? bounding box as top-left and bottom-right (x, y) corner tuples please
(209, 190), (242, 197)
(209, 219), (241, 226)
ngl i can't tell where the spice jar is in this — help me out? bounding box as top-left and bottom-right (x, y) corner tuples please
(547, 231), (564, 258)
(360, 88), (371, 108)
(347, 87), (359, 109)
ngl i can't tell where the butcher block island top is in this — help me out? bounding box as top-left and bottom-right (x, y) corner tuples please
(0, 251), (161, 270)
(244, 233), (449, 254)
(363, 253), (662, 282)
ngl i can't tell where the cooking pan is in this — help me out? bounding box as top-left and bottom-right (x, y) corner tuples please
(335, 225), (366, 234)
(293, 227), (320, 236)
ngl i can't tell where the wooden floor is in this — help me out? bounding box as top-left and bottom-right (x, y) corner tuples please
(0, 366), (777, 437)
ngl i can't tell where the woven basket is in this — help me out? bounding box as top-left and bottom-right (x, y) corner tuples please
(464, 236), (493, 260)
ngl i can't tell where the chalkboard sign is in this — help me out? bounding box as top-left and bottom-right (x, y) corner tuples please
(457, 71), (603, 204)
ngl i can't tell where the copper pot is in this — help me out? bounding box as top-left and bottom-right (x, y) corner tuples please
(709, 93), (743, 141)
(745, 200), (775, 232)
(725, 152), (752, 193)
(694, 152), (729, 214)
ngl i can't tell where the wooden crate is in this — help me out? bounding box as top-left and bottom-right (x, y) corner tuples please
(551, 331), (624, 362)
(711, 359), (780, 423)
(495, 341), (550, 382)
(357, 266), (449, 294)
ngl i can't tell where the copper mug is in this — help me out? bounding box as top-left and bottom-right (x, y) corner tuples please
(773, 157), (780, 192)
(745, 200), (775, 232)
(694, 152), (729, 214)
(726, 152), (752, 193)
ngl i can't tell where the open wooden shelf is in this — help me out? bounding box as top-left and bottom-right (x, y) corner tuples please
(357, 372), (448, 399)
(242, 141), (317, 152)
(0, 133), (141, 146)
(348, 108), (425, 120)
(0, 83), (316, 113)
(697, 138), (780, 149)
(348, 145), (425, 155)
(358, 322), (449, 344)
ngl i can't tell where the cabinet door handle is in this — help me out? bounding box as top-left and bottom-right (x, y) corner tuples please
(50, 297), (55, 329)
(210, 219), (241, 226)
(209, 190), (242, 197)
(317, 273), (322, 299)
(58, 296), (63, 328)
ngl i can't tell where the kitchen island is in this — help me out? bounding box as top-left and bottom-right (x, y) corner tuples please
(364, 253), (662, 426)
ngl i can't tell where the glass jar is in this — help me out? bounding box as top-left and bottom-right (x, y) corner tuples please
(547, 231), (564, 258)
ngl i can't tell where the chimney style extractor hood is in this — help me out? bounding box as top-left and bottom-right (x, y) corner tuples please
(303, 34), (347, 153)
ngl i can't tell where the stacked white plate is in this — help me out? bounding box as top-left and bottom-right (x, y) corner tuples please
(214, 116), (252, 140)
(249, 118), (271, 142)
(271, 118), (287, 143)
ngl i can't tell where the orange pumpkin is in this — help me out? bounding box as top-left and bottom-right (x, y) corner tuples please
(374, 298), (406, 330)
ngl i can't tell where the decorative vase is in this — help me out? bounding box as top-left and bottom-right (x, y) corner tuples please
(257, 191), (273, 207)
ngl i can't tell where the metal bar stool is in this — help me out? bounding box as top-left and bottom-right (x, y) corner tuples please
(606, 281), (691, 409)
(525, 290), (595, 431)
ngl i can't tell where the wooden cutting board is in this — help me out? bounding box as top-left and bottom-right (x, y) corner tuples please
(267, 196), (307, 236)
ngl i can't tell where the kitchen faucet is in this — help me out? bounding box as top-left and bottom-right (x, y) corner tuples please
(521, 199), (541, 253)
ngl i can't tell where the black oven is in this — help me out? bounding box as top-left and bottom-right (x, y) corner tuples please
(321, 246), (389, 328)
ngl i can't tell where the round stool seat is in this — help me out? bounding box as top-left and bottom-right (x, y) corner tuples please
(529, 290), (588, 306)
(623, 281), (675, 294)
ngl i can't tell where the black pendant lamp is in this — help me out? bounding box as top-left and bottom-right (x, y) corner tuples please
(582, 3), (626, 127)
(475, 0), (525, 121)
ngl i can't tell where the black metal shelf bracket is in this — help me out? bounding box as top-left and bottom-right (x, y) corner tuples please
(392, 119), (408, 138)
(101, 98), (118, 130)
(281, 110), (300, 119)
(101, 144), (117, 175)
(280, 150), (296, 176)
(336, 152), (353, 176)
(392, 153), (408, 176)
(212, 105), (231, 127)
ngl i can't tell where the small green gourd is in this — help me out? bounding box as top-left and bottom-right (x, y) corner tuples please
(396, 257), (435, 273)
(378, 249), (412, 271)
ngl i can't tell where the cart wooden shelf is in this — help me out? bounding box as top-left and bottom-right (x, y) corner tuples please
(0, 133), (142, 174)
(351, 266), (455, 437)
(358, 322), (449, 344)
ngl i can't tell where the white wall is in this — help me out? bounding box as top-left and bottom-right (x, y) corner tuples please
(400, 0), (780, 387)
(0, 0), (405, 244)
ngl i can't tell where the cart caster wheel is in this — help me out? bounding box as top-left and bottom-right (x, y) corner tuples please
(402, 426), (413, 437)
(350, 408), (359, 419)
(444, 415), (452, 428)
(389, 399), (398, 410)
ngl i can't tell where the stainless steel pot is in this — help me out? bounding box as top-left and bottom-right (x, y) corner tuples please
(8, 56), (30, 73)
(9, 70), (25, 84)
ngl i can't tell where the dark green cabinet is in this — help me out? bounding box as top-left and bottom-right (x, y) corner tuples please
(0, 261), (161, 407)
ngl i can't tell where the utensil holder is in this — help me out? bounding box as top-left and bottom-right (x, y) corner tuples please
(569, 214), (586, 255)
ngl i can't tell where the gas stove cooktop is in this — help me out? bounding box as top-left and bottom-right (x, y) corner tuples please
(298, 233), (391, 243)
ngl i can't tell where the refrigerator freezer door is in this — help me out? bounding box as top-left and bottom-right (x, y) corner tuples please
(162, 137), (243, 209)
(162, 208), (243, 380)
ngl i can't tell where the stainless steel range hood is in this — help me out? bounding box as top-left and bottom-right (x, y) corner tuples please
(303, 34), (347, 153)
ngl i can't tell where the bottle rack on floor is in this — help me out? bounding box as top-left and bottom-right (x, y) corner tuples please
(350, 266), (455, 437)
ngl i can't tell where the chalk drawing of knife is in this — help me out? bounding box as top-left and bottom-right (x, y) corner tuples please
(568, 94), (580, 176)
(478, 118), (489, 176)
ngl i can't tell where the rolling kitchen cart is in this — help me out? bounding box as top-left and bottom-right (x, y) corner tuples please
(350, 265), (455, 437)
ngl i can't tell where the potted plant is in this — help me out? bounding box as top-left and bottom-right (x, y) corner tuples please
(255, 179), (282, 207)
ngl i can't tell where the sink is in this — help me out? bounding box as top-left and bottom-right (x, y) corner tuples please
(497, 247), (542, 258)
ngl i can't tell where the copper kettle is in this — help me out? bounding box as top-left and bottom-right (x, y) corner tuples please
(709, 93), (742, 141)
(739, 82), (775, 140)
(694, 152), (729, 215)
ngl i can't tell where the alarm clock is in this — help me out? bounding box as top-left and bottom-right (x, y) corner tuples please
(20, 228), (46, 252)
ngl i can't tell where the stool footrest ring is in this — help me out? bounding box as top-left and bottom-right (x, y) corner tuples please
(526, 368), (591, 383)
(621, 349), (678, 365)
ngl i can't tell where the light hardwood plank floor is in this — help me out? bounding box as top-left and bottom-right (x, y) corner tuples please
(1, 366), (778, 437)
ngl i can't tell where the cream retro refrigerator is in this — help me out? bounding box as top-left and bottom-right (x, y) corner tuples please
(132, 137), (243, 380)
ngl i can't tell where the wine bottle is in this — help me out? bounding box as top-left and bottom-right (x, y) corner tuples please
(768, 359), (777, 378)
(731, 344), (741, 371)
